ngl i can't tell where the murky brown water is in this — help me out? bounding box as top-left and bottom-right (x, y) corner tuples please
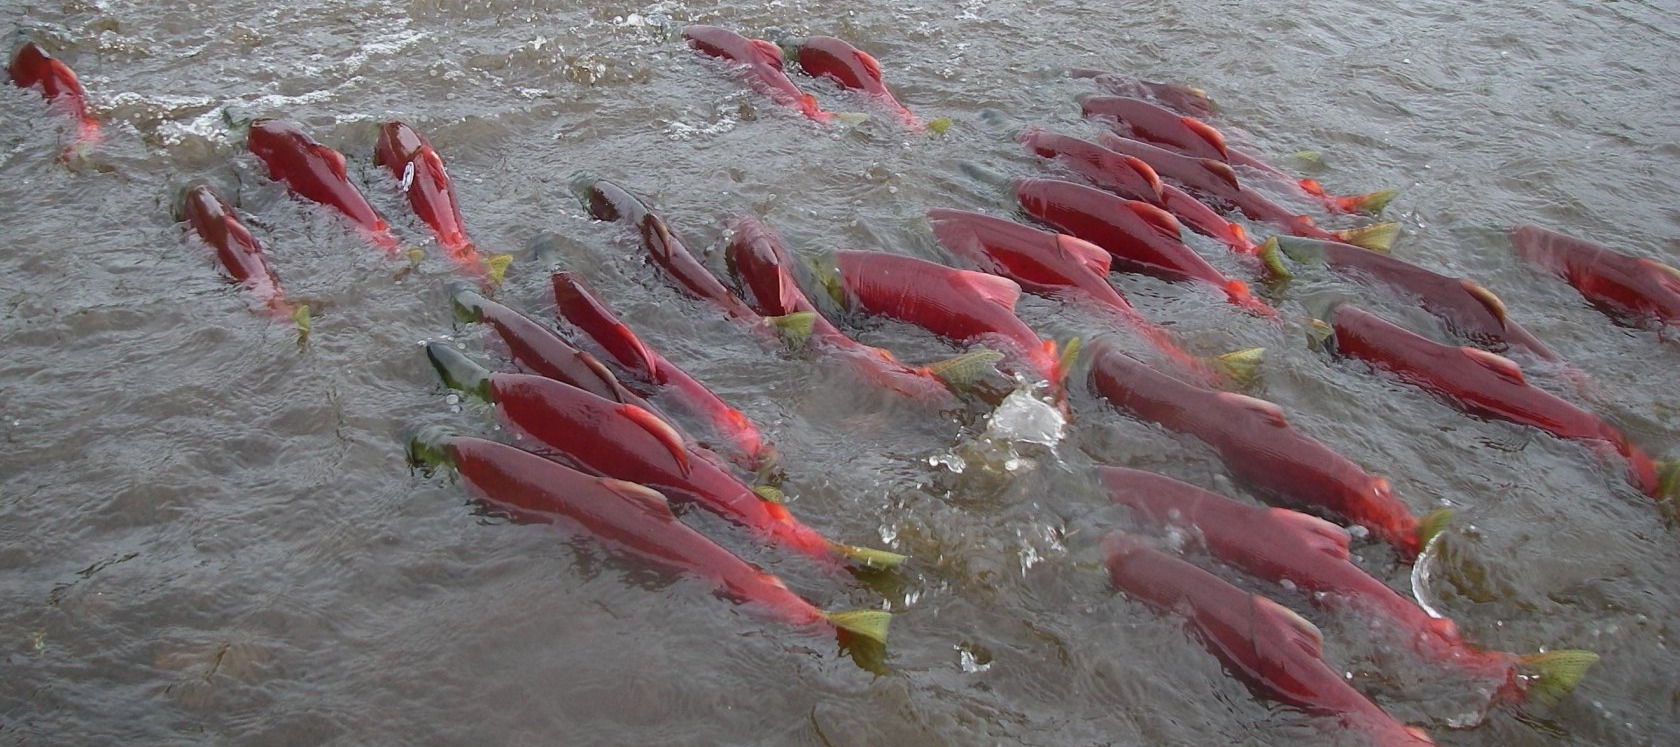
(4, 1), (1678, 745)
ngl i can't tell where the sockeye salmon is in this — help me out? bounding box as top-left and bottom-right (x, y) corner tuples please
(425, 344), (905, 570)
(1017, 128), (1258, 259)
(1101, 466), (1598, 711)
(925, 208), (1239, 386)
(683, 25), (833, 124)
(1087, 341), (1448, 560)
(551, 270), (770, 469)
(725, 216), (984, 404)
(573, 175), (762, 322)
(782, 35), (920, 130)
(1014, 178), (1275, 316)
(1103, 532), (1436, 747)
(374, 121), (481, 273)
(8, 41), (101, 157)
(408, 432), (890, 645)
(1095, 132), (1397, 252)
(1316, 303), (1677, 503)
(1069, 68), (1215, 118)
(830, 250), (1067, 402)
(174, 183), (294, 320)
(246, 119), (401, 255)
(1511, 225), (1680, 331)
(1081, 95), (1396, 215)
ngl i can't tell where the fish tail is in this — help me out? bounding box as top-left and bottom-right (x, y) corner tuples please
(287, 302), (312, 343)
(480, 252), (513, 287)
(821, 609), (892, 646)
(923, 116), (952, 136)
(424, 341), (494, 402)
(1327, 188), (1399, 215)
(1334, 221), (1400, 252)
(1654, 460), (1680, 505)
(925, 348), (1004, 390)
(1517, 649), (1600, 709)
(764, 311), (817, 348)
(1416, 508), (1454, 551)
(823, 539), (909, 570)
(1256, 236), (1292, 280)
(405, 425), (458, 473)
(1209, 347), (1265, 388)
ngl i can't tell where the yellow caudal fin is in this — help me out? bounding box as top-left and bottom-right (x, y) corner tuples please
(1333, 222), (1399, 252)
(1211, 347), (1264, 387)
(1519, 649), (1600, 709)
(822, 609), (891, 646)
(927, 349), (1005, 390)
(765, 311), (817, 348)
(1416, 508), (1455, 550)
(825, 540), (909, 570)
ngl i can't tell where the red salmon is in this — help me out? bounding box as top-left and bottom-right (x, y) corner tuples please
(409, 433), (889, 644)
(8, 41), (100, 156)
(246, 119), (401, 255)
(1101, 466), (1596, 710)
(683, 25), (833, 124)
(1511, 225), (1680, 330)
(175, 183), (292, 319)
(1103, 532), (1434, 746)
(425, 344), (904, 570)
(1014, 178), (1274, 315)
(1069, 68), (1215, 118)
(832, 250), (1065, 402)
(785, 35), (919, 129)
(1087, 341), (1445, 559)
(374, 121), (481, 272)
(1320, 303), (1674, 502)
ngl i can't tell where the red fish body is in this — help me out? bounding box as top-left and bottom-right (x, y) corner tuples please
(551, 271), (769, 467)
(9, 42), (101, 153)
(1103, 533), (1434, 746)
(1014, 178), (1272, 315)
(926, 208), (1213, 383)
(1100, 467), (1531, 703)
(450, 288), (650, 409)
(788, 36), (919, 129)
(1274, 236), (1556, 362)
(1018, 128), (1254, 256)
(576, 177), (762, 322)
(374, 121), (480, 271)
(1088, 342), (1434, 559)
(725, 216), (957, 404)
(683, 25), (833, 124)
(1511, 225), (1680, 330)
(176, 184), (291, 317)
(246, 119), (400, 255)
(1324, 304), (1665, 499)
(422, 435), (872, 639)
(1069, 69), (1215, 118)
(832, 250), (1063, 399)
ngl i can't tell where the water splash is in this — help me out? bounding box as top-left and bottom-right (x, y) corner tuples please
(983, 389), (1065, 447)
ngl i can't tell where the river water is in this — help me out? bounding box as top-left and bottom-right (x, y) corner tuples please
(3, 1), (1678, 745)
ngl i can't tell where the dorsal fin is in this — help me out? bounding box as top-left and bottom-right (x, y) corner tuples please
(1461, 347), (1526, 385)
(1056, 235), (1113, 276)
(1216, 392), (1289, 427)
(1119, 155), (1164, 200)
(856, 50), (883, 81)
(599, 478), (678, 519)
(1255, 596), (1325, 655)
(1179, 117), (1228, 159)
(619, 404), (693, 477)
(749, 38), (784, 67)
(1201, 159), (1241, 191)
(578, 351), (636, 404)
(1124, 201), (1185, 241)
(959, 270), (1022, 310)
(1458, 279), (1509, 325)
(1268, 508), (1352, 560)
(322, 144), (349, 179)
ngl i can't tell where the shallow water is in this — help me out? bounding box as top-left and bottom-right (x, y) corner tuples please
(3, 1), (1678, 745)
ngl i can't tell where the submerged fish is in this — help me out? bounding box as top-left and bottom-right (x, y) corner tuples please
(1267, 236), (1557, 362)
(374, 120), (481, 273)
(782, 35), (920, 130)
(551, 270), (771, 469)
(1069, 68), (1215, 118)
(174, 183), (293, 320)
(573, 175), (762, 322)
(725, 216), (980, 404)
(683, 25), (833, 124)
(1082, 95), (1396, 215)
(1315, 303), (1676, 502)
(1103, 532), (1436, 746)
(1101, 466), (1597, 711)
(1087, 341), (1447, 560)
(1015, 178), (1274, 316)
(425, 344), (905, 570)
(1094, 132), (1397, 252)
(8, 41), (101, 156)
(246, 119), (401, 255)
(409, 432), (889, 645)
(1510, 225), (1680, 331)
(830, 250), (1067, 402)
